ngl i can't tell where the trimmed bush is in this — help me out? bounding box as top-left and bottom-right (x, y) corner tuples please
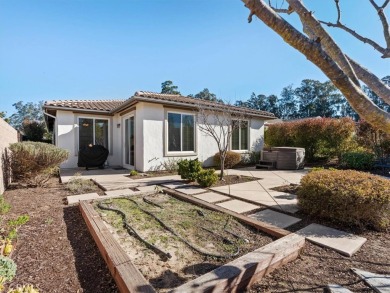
(9, 142), (69, 186)
(0, 256), (16, 282)
(340, 152), (375, 170)
(213, 151), (241, 168)
(177, 159), (202, 181)
(298, 170), (390, 230)
(265, 118), (355, 162)
(197, 169), (218, 187)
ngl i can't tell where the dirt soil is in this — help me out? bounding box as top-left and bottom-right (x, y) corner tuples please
(95, 194), (274, 292)
(3, 178), (117, 293)
(250, 230), (390, 292)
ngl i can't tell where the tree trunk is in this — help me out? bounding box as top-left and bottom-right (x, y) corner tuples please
(220, 156), (225, 180)
(241, 0), (390, 134)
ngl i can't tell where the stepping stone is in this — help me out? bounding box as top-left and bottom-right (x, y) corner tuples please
(161, 181), (189, 189)
(104, 189), (135, 196)
(193, 192), (231, 203)
(351, 268), (390, 293)
(67, 193), (99, 205)
(326, 284), (353, 293)
(249, 209), (301, 228)
(175, 186), (208, 195)
(135, 185), (157, 192)
(216, 199), (260, 214)
(296, 224), (367, 257)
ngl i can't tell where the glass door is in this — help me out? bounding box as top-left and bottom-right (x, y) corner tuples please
(123, 116), (135, 168)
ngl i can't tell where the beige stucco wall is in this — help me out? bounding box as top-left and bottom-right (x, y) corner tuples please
(0, 118), (19, 194)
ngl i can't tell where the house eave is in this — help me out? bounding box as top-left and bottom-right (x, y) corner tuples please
(43, 105), (113, 115)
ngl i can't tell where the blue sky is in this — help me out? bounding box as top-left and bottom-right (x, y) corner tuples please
(0, 0), (389, 115)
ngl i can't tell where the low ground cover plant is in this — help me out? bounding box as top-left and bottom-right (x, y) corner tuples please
(213, 151), (241, 168)
(298, 169), (390, 230)
(66, 173), (97, 194)
(9, 142), (68, 186)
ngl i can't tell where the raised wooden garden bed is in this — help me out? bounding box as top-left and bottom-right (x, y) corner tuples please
(80, 192), (305, 292)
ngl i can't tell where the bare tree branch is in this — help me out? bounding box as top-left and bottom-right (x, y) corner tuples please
(319, 19), (388, 56)
(347, 56), (390, 105)
(286, 0), (360, 86)
(369, 0), (390, 50)
(241, 0), (390, 133)
(196, 103), (246, 179)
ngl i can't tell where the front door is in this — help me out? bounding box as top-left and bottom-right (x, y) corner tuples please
(123, 115), (135, 169)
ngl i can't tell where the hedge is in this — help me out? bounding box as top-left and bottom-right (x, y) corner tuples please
(298, 169), (390, 230)
(265, 117), (356, 162)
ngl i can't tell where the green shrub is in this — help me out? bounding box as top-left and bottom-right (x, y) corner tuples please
(9, 142), (69, 186)
(197, 169), (218, 187)
(340, 152), (375, 170)
(298, 170), (390, 230)
(66, 174), (96, 194)
(356, 120), (390, 157)
(0, 256), (16, 282)
(177, 159), (202, 181)
(265, 118), (355, 162)
(213, 151), (241, 168)
(22, 119), (46, 142)
(177, 159), (189, 179)
(129, 170), (138, 176)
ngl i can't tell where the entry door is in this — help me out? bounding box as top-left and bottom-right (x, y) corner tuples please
(123, 116), (135, 168)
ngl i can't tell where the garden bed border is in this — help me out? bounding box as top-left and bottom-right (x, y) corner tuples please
(80, 190), (304, 292)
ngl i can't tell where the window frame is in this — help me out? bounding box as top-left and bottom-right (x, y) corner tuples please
(231, 119), (250, 152)
(78, 117), (110, 152)
(165, 110), (197, 157)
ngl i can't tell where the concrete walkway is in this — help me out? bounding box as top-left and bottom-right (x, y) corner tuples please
(210, 168), (308, 214)
(60, 167), (181, 190)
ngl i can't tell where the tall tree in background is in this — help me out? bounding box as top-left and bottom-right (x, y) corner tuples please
(241, 0), (390, 133)
(0, 111), (9, 123)
(295, 79), (342, 118)
(279, 85), (298, 119)
(9, 101), (44, 130)
(192, 88), (223, 103)
(161, 80), (181, 95)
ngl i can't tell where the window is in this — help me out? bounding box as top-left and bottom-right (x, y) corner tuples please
(167, 112), (195, 152)
(232, 120), (249, 151)
(78, 118), (109, 150)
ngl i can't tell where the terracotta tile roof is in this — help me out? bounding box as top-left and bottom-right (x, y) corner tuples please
(44, 92), (276, 119)
(44, 99), (126, 112)
(131, 91), (276, 118)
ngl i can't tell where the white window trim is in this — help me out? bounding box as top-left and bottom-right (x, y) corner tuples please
(77, 117), (111, 151)
(231, 119), (250, 152)
(165, 110), (197, 157)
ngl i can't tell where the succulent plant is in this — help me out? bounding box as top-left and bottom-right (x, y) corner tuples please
(0, 255), (16, 281)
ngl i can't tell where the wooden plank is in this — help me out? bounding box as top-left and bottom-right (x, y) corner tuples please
(79, 201), (156, 293)
(171, 233), (305, 293)
(163, 188), (290, 238)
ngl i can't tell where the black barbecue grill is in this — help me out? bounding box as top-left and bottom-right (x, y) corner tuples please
(78, 144), (109, 170)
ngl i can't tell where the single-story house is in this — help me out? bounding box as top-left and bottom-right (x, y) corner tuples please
(43, 91), (276, 171)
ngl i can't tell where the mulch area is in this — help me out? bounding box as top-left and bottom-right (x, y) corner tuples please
(3, 178), (118, 293)
(2, 173), (389, 292)
(249, 230), (390, 292)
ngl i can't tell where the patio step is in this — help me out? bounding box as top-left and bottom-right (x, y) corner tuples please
(256, 160), (276, 170)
